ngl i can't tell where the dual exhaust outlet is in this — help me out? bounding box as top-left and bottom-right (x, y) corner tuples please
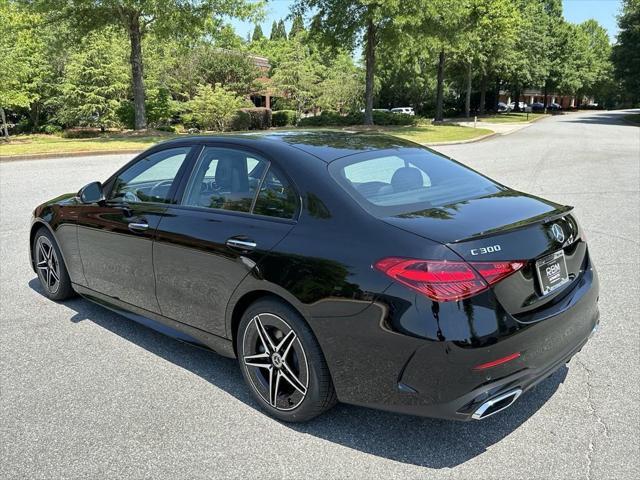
(472, 389), (522, 420)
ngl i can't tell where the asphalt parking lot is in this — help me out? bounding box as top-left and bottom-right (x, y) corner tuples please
(1, 110), (638, 479)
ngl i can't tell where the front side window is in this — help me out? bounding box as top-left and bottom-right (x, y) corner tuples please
(109, 147), (191, 204)
(329, 148), (502, 217)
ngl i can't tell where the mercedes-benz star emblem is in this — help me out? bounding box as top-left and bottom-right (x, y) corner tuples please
(551, 223), (565, 243)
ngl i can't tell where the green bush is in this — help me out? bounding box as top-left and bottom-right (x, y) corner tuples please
(239, 107), (272, 130)
(40, 124), (63, 135)
(372, 111), (416, 125)
(272, 110), (298, 127)
(298, 110), (349, 127)
(298, 110), (417, 127)
(182, 84), (250, 131)
(230, 110), (252, 131)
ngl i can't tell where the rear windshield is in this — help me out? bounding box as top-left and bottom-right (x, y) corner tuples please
(328, 148), (502, 217)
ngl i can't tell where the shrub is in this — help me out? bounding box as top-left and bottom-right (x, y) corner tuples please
(372, 111), (416, 125)
(182, 84), (250, 132)
(40, 124), (63, 135)
(239, 107), (272, 130)
(298, 110), (418, 127)
(272, 110), (298, 127)
(230, 110), (252, 131)
(298, 110), (348, 127)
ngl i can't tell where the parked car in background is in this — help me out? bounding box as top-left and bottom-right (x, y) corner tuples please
(547, 102), (562, 111)
(508, 101), (528, 110)
(497, 102), (513, 113)
(531, 102), (546, 112)
(390, 107), (415, 116)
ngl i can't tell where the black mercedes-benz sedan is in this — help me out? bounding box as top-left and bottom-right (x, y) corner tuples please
(30, 131), (599, 422)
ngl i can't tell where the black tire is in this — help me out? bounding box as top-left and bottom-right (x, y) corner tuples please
(32, 227), (75, 301)
(236, 298), (337, 422)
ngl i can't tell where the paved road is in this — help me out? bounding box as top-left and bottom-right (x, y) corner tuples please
(1, 110), (638, 479)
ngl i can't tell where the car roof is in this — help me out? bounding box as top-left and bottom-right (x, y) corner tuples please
(156, 130), (419, 162)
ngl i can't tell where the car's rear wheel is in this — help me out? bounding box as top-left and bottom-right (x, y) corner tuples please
(33, 228), (75, 301)
(237, 298), (337, 422)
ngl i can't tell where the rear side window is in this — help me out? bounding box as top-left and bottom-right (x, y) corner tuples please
(182, 147), (266, 213)
(329, 148), (502, 217)
(181, 146), (298, 220)
(253, 167), (298, 219)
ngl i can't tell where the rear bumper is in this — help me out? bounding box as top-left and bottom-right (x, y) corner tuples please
(396, 307), (598, 420)
(313, 256), (600, 421)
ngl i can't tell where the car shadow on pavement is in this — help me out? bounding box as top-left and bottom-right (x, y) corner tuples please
(29, 278), (568, 469)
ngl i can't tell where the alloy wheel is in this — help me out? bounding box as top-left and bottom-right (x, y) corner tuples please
(242, 313), (309, 411)
(35, 236), (61, 295)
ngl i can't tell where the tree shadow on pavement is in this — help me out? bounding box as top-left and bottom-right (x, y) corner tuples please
(562, 111), (638, 127)
(29, 278), (567, 469)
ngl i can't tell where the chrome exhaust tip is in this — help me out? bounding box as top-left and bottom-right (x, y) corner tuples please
(472, 389), (522, 420)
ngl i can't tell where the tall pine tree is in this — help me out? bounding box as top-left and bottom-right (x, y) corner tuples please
(252, 24), (265, 42)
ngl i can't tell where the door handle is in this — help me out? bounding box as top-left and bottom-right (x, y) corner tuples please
(226, 238), (257, 250)
(128, 222), (149, 233)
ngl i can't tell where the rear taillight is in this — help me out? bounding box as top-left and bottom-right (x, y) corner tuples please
(374, 257), (525, 302)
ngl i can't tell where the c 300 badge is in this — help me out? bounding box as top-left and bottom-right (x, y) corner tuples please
(470, 244), (501, 256)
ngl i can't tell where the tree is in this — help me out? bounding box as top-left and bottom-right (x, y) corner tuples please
(0, 1), (37, 137)
(270, 18), (287, 40)
(577, 20), (614, 106)
(416, 0), (472, 121)
(53, 28), (129, 130)
(182, 83), (249, 131)
(0, 1), (64, 137)
(460, 0), (519, 116)
(612, 0), (640, 104)
(294, 0), (421, 125)
(270, 35), (322, 114)
(277, 19), (288, 40)
(502, 0), (551, 112)
(33, 0), (261, 130)
(252, 24), (265, 41)
(318, 52), (364, 113)
(289, 13), (305, 37)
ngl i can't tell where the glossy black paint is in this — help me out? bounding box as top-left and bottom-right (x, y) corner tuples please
(30, 131), (599, 420)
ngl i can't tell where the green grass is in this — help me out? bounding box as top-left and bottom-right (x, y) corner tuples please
(624, 113), (640, 125)
(379, 124), (493, 143)
(0, 132), (178, 157)
(476, 112), (548, 123)
(1, 123), (492, 157)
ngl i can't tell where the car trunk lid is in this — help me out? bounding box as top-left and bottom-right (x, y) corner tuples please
(383, 191), (587, 316)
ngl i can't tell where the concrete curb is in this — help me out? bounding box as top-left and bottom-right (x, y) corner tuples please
(0, 149), (144, 163)
(423, 131), (498, 146)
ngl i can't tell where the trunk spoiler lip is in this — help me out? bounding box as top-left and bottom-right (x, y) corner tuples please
(446, 204), (575, 244)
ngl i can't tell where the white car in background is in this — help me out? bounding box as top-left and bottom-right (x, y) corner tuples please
(508, 101), (528, 110)
(390, 107), (415, 116)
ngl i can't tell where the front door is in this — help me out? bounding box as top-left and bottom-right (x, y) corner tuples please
(153, 145), (299, 336)
(77, 146), (194, 312)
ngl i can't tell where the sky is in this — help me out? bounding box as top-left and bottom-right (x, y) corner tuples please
(230, 0), (622, 43)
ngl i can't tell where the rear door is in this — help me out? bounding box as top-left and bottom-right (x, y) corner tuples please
(77, 146), (194, 312)
(153, 145), (298, 336)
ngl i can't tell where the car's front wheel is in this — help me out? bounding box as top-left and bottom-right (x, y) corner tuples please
(237, 298), (337, 422)
(32, 228), (75, 301)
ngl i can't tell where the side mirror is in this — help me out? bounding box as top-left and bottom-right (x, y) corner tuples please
(78, 181), (105, 204)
